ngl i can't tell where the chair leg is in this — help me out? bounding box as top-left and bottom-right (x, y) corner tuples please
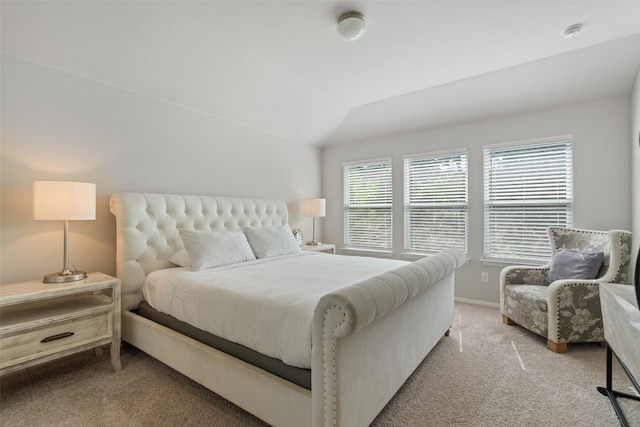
(547, 339), (568, 353)
(502, 314), (515, 325)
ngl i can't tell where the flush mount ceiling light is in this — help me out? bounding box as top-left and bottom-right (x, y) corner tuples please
(337, 11), (366, 41)
(561, 23), (583, 39)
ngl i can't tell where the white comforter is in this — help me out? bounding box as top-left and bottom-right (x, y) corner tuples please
(143, 252), (408, 368)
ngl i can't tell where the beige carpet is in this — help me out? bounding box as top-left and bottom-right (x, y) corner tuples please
(1, 302), (638, 426)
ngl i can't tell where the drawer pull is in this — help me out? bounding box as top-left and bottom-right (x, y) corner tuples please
(41, 332), (75, 343)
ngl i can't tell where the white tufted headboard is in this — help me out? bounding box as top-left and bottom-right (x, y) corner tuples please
(109, 193), (290, 310)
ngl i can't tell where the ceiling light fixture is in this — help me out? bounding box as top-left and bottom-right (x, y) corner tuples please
(337, 11), (366, 41)
(561, 23), (583, 39)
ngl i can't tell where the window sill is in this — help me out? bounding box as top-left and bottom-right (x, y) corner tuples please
(341, 248), (394, 258)
(480, 258), (547, 267)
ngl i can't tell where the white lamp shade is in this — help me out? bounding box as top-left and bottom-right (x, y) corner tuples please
(303, 198), (326, 218)
(33, 181), (96, 220)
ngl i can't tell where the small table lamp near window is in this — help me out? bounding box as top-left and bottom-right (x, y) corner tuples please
(303, 198), (326, 245)
(33, 181), (96, 283)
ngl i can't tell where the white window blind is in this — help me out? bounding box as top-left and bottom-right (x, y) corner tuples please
(404, 150), (468, 255)
(483, 137), (573, 262)
(343, 158), (392, 250)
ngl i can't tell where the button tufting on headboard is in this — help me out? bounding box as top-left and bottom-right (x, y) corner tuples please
(110, 193), (290, 310)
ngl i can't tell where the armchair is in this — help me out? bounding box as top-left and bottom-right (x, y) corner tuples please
(500, 227), (632, 353)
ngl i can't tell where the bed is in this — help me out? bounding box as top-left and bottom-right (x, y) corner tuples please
(110, 192), (464, 427)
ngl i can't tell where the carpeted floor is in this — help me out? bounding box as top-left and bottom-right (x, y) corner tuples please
(1, 302), (638, 426)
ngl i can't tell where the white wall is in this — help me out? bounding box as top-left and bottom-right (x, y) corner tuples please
(322, 96), (632, 305)
(3, 51), (635, 301)
(1, 55), (322, 284)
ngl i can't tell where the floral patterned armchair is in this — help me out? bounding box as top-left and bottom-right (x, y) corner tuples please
(500, 227), (632, 353)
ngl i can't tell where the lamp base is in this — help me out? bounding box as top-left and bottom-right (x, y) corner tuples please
(305, 240), (322, 246)
(43, 271), (87, 284)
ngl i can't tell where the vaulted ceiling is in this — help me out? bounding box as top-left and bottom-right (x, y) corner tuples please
(2, 1), (640, 146)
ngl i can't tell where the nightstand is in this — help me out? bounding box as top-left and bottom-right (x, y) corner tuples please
(0, 272), (121, 376)
(301, 243), (336, 254)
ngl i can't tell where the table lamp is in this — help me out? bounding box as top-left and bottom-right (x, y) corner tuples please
(303, 198), (326, 245)
(33, 181), (96, 283)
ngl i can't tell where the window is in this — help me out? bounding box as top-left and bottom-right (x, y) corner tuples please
(404, 149), (468, 255)
(483, 137), (573, 262)
(343, 158), (392, 251)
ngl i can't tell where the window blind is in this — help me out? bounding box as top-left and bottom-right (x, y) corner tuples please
(404, 150), (468, 254)
(483, 138), (573, 262)
(343, 158), (392, 250)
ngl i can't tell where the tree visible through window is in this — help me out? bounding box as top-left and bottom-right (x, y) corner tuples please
(343, 158), (392, 250)
(404, 150), (468, 254)
(483, 137), (573, 262)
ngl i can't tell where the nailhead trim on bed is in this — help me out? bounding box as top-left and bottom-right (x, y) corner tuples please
(321, 305), (346, 427)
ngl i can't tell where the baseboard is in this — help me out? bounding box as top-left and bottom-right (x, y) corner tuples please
(454, 297), (499, 308)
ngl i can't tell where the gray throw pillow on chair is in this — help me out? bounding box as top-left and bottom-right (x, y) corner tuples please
(545, 248), (604, 285)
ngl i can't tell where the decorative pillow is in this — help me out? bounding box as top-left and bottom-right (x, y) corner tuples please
(178, 229), (256, 271)
(169, 248), (191, 268)
(545, 248), (604, 285)
(243, 224), (302, 259)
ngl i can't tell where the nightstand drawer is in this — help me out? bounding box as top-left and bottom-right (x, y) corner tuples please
(300, 243), (336, 254)
(0, 313), (111, 369)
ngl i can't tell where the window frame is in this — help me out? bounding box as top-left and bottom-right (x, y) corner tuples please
(403, 148), (469, 256)
(343, 157), (393, 252)
(483, 136), (573, 264)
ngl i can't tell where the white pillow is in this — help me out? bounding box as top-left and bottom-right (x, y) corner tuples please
(244, 224), (302, 259)
(178, 229), (256, 271)
(169, 248), (191, 268)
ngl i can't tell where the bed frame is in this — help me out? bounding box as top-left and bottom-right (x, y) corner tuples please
(110, 192), (464, 427)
